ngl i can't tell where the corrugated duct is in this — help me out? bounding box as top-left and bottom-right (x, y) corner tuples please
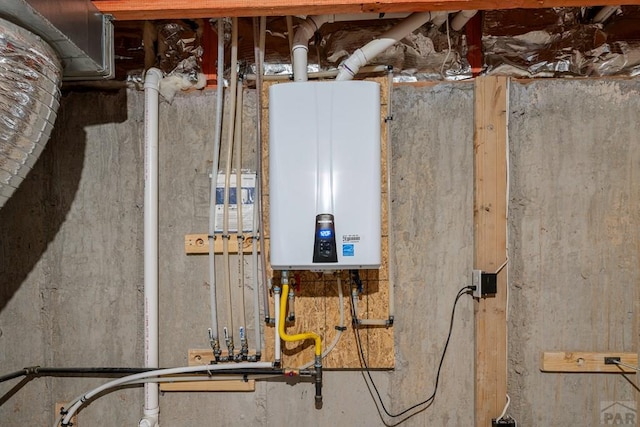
(0, 17), (61, 208)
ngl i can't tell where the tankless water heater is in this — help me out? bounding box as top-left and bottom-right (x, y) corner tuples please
(269, 81), (381, 270)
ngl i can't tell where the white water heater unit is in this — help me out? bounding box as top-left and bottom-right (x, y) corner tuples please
(269, 81), (381, 270)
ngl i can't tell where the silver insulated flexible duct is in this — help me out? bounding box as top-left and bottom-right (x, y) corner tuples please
(0, 17), (62, 208)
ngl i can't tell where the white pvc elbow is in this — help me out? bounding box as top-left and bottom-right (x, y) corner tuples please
(143, 68), (163, 91)
(336, 12), (449, 81)
(292, 15), (333, 82)
(139, 413), (159, 427)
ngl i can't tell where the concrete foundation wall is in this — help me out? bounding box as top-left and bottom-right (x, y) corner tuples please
(508, 79), (640, 426)
(1, 78), (638, 426)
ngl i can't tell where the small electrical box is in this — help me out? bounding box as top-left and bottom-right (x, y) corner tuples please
(472, 269), (498, 298)
(269, 81), (381, 270)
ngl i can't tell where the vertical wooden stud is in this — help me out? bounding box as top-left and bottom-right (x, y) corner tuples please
(474, 75), (509, 427)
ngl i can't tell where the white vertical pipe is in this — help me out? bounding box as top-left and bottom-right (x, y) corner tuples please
(208, 17), (225, 353)
(251, 224), (262, 357)
(222, 17), (239, 356)
(292, 15), (332, 82)
(141, 67), (163, 427)
(251, 17), (264, 359)
(234, 79), (248, 355)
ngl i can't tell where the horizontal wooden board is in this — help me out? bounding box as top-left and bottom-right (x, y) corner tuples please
(185, 233), (257, 254)
(188, 348), (258, 364)
(93, 0), (632, 20)
(160, 380), (255, 392)
(541, 351), (638, 373)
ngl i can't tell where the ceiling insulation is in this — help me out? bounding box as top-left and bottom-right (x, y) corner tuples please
(109, 7), (640, 85)
(483, 7), (640, 77)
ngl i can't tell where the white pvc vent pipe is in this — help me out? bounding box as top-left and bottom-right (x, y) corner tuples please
(292, 13), (411, 82)
(451, 10), (478, 31)
(292, 15), (332, 82)
(336, 11), (449, 81)
(0, 17), (61, 208)
(141, 67), (163, 427)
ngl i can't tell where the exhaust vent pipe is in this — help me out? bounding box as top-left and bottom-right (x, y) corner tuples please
(0, 17), (62, 208)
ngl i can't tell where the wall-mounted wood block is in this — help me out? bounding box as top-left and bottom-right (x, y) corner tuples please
(185, 233), (257, 254)
(541, 351), (638, 373)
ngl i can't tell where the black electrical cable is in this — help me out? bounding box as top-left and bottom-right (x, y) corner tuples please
(0, 366), (287, 384)
(351, 284), (473, 421)
(0, 367), (155, 383)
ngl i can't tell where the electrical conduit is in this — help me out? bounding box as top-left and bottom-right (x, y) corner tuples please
(335, 11), (449, 81)
(141, 67), (163, 427)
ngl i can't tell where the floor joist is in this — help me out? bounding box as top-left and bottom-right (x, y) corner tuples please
(92, 0), (634, 20)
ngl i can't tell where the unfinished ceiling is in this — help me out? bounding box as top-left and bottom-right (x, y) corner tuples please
(108, 7), (640, 84)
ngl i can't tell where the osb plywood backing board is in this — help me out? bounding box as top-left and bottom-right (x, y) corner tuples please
(261, 77), (394, 369)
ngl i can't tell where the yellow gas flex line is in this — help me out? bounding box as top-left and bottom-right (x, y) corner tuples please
(278, 272), (322, 357)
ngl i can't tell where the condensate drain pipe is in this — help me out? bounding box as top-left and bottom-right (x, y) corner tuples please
(141, 67), (163, 427)
(336, 11), (449, 81)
